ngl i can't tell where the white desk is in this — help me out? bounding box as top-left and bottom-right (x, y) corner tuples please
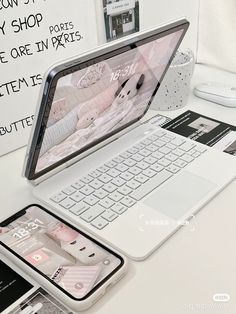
(1, 64), (236, 314)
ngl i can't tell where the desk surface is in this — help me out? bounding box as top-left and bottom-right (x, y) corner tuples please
(1, 64), (236, 314)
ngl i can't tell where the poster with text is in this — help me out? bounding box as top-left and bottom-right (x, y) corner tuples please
(102, 0), (140, 42)
(0, 0), (98, 156)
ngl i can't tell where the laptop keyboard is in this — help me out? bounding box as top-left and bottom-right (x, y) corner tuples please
(50, 129), (207, 230)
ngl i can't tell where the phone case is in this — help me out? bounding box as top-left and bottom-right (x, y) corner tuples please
(0, 205), (128, 312)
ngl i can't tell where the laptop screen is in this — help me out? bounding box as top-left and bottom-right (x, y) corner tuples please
(28, 21), (188, 179)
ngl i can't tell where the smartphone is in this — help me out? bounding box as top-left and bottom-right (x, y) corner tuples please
(0, 204), (127, 311)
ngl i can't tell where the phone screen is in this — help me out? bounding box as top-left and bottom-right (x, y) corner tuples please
(0, 205), (123, 300)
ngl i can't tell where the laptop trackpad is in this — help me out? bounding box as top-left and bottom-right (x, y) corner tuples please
(144, 171), (216, 220)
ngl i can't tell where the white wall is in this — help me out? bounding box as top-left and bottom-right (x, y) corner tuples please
(198, 0), (236, 73)
(140, 0), (199, 53)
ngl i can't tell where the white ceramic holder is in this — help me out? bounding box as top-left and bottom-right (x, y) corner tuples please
(151, 49), (195, 111)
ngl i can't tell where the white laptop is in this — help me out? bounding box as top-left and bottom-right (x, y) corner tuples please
(23, 19), (236, 260)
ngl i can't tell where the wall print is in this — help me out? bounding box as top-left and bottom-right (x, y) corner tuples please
(102, 0), (140, 42)
(0, 0), (98, 156)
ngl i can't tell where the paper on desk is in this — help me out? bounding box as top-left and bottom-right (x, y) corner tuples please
(162, 110), (236, 157)
(213, 131), (236, 156)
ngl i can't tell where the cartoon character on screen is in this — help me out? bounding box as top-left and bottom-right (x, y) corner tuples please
(76, 81), (119, 130)
(114, 73), (145, 106)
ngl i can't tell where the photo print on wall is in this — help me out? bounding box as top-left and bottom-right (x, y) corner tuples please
(103, 0), (140, 42)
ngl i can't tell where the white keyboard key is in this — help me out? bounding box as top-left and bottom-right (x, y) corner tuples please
(111, 203), (127, 214)
(120, 171), (134, 181)
(148, 134), (158, 141)
(195, 145), (207, 153)
(179, 142), (196, 152)
(91, 217), (109, 230)
(81, 175), (93, 184)
(120, 196), (136, 207)
(173, 159), (188, 168)
(80, 185), (95, 196)
(123, 158), (136, 167)
(120, 151), (132, 159)
(99, 198), (115, 209)
(60, 198), (76, 209)
(152, 151), (164, 159)
(126, 179), (141, 190)
(102, 209), (118, 222)
(111, 177), (126, 187)
(99, 173), (112, 184)
(115, 163), (129, 172)
(163, 133), (175, 139)
(134, 142), (145, 150)
(129, 166), (142, 175)
(93, 188), (108, 199)
(166, 164), (180, 174)
(113, 156), (124, 163)
(171, 138), (185, 146)
(62, 186), (76, 196)
(136, 161), (149, 170)
(142, 168), (156, 178)
(50, 192), (66, 203)
(128, 147), (139, 154)
(105, 160), (117, 168)
(98, 165), (109, 173)
(107, 168), (121, 178)
(69, 202), (90, 216)
(117, 185), (133, 195)
(140, 149), (151, 157)
(172, 148), (185, 157)
(70, 191), (85, 202)
(153, 140), (165, 147)
(160, 136), (172, 143)
(103, 183), (117, 193)
(80, 205), (105, 222)
(135, 173), (149, 183)
(166, 153), (178, 162)
(89, 179), (103, 190)
(131, 153), (144, 162)
(144, 156), (157, 165)
(72, 181), (85, 190)
(166, 143), (176, 150)
(130, 170), (172, 201)
(84, 195), (100, 206)
(141, 138), (152, 146)
(147, 144), (158, 152)
(180, 154), (194, 163)
(155, 129), (167, 137)
(192, 151), (201, 158)
(188, 148), (197, 155)
(89, 169), (102, 178)
(158, 158), (171, 167)
(159, 146), (172, 154)
(150, 163), (164, 172)
(109, 191), (123, 202)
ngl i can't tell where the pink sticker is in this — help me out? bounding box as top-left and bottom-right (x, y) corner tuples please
(25, 249), (49, 266)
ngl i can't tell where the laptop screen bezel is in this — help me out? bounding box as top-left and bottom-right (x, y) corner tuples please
(26, 19), (189, 180)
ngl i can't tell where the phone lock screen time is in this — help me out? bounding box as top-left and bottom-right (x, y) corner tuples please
(0, 205), (123, 300)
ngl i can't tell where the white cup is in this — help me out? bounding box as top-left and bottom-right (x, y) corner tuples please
(151, 49), (195, 111)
